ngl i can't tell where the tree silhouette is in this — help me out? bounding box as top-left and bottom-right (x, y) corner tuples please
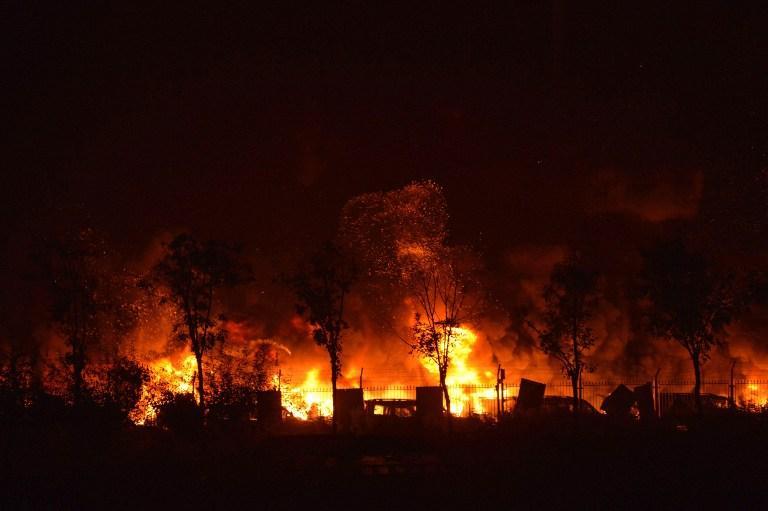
(639, 239), (742, 412)
(529, 255), (599, 413)
(36, 228), (108, 406)
(145, 233), (250, 411)
(339, 181), (482, 414)
(407, 248), (479, 415)
(103, 356), (149, 422)
(286, 242), (357, 431)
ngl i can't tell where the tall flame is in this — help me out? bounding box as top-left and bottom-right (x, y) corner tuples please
(418, 326), (496, 416)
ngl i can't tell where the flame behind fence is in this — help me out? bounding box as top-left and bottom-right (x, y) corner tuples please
(289, 379), (768, 419)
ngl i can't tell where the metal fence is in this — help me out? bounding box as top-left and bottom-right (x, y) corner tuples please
(295, 378), (768, 418)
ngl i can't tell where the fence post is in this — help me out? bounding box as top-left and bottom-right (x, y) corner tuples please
(496, 364), (500, 419)
(496, 364), (505, 419)
(729, 360), (736, 409)
(500, 368), (506, 415)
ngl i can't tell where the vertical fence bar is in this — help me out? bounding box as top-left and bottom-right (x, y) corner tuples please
(728, 360), (736, 409)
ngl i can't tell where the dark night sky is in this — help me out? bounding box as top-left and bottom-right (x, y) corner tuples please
(4, 2), (768, 276)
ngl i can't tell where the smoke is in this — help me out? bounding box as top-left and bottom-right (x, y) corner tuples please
(589, 169), (703, 222)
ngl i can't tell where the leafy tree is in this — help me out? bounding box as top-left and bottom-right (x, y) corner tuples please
(0, 278), (45, 412)
(154, 391), (202, 433)
(145, 233), (251, 411)
(36, 228), (108, 406)
(208, 368), (256, 421)
(206, 342), (264, 421)
(286, 242), (357, 431)
(36, 228), (143, 410)
(103, 357), (149, 421)
(639, 239), (743, 412)
(529, 255), (599, 413)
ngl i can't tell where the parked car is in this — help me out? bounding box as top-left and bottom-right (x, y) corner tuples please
(541, 396), (603, 416)
(510, 395), (603, 416)
(365, 399), (417, 417)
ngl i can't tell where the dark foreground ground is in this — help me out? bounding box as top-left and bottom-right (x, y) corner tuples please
(2, 415), (768, 510)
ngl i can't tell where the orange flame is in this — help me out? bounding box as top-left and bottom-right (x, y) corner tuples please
(282, 369), (334, 420)
(131, 354), (198, 425)
(418, 326), (497, 416)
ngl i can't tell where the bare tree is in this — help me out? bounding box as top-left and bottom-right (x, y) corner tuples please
(639, 239), (743, 412)
(145, 233), (250, 411)
(286, 242), (357, 431)
(407, 251), (477, 415)
(529, 255), (599, 413)
(340, 181), (482, 415)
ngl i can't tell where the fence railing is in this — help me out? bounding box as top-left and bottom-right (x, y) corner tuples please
(290, 379), (768, 418)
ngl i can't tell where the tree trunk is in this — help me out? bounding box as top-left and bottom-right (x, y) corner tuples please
(692, 354), (702, 414)
(440, 369), (451, 416)
(195, 351), (205, 411)
(571, 372), (580, 415)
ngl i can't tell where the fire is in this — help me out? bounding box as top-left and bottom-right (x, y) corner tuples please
(129, 326), (498, 424)
(418, 326), (497, 416)
(742, 382), (768, 409)
(282, 369), (334, 420)
(151, 355), (198, 394)
(131, 354), (198, 425)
